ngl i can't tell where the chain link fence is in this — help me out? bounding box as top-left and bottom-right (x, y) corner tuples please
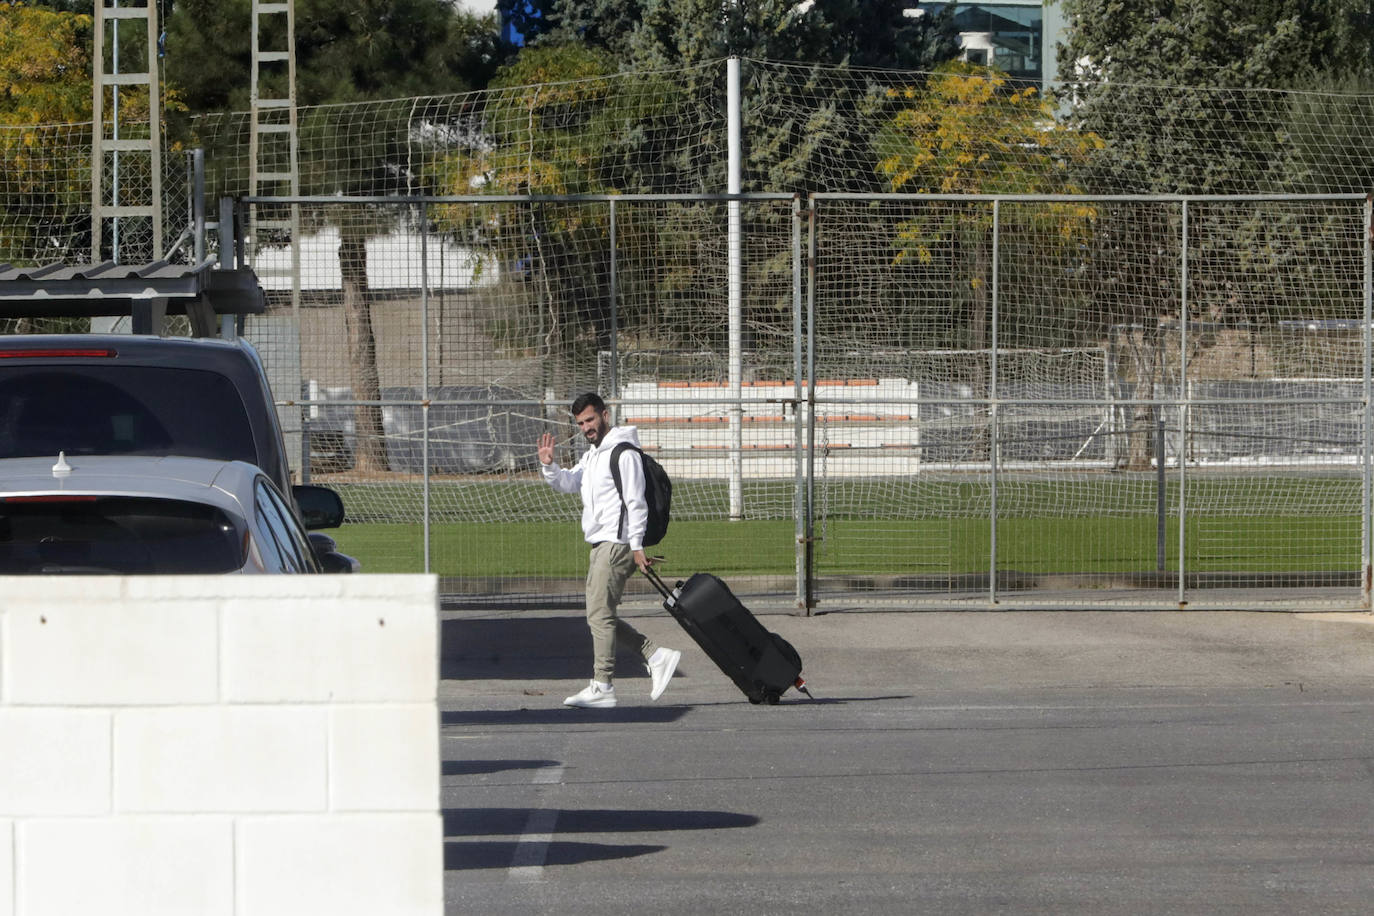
(4, 58), (1374, 609)
(809, 193), (1371, 610)
(216, 192), (1373, 611)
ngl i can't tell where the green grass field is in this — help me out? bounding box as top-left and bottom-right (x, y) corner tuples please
(320, 472), (1367, 578)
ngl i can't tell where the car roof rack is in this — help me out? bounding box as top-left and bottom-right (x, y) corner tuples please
(0, 259), (266, 337)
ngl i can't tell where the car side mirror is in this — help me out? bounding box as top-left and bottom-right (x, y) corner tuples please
(293, 484), (345, 530)
(308, 532), (359, 573)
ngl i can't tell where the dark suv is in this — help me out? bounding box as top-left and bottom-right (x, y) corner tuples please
(0, 334), (354, 569)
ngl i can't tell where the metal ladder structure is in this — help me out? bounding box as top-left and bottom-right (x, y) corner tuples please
(248, 0), (306, 474)
(91, 0), (162, 263)
(248, 0), (301, 311)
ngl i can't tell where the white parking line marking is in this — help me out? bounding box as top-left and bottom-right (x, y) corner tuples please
(507, 764), (564, 882)
(532, 765), (564, 786)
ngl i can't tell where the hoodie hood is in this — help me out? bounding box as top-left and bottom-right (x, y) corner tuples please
(591, 424), (641, 452)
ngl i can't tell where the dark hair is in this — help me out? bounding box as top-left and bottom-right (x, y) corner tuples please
(570, 392), (606, 415)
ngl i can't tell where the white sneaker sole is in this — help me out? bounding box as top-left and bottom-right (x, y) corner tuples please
(563, 698), (617, 708)
(649, 650), (681, 701)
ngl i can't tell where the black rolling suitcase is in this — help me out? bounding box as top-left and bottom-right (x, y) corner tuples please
(644, 567), (811, 704)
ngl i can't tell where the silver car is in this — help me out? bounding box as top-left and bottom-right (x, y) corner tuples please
(0, 454), (355, 575)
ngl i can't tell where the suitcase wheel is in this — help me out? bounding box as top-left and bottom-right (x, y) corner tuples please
(748, 686), (784, 705)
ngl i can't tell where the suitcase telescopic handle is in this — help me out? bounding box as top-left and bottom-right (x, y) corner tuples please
(641, 564), (675, 600)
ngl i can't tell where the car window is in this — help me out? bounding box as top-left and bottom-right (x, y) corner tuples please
(0, 496), (244, 574)
(250, 490), (287, 572)
(0, 368), (257, 464)
(258, 481), (320, 573)
(255, 480), (306, 572)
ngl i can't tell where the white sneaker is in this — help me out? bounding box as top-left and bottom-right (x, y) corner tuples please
(647, 648), (681, 701)
(563, 680), (616, 708)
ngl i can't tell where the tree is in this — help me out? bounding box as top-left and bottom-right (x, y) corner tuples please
(0, 2), (90, 125)
(1055, 0), (1374, 466)
(164, 0), (501, 474)
(1057, 0), (1374, 320)
(469, 1), (962, 375)
(427, 42), (633, 395)
(877, 61), (1101, 305)
(619, 1), (963, 358)
(1056, 0), (1364, 195)
(165, 0), (500, 112)
(875, 62), (1102, 456)
(531, 0), (961, 193)
(0, 2), (92, 266)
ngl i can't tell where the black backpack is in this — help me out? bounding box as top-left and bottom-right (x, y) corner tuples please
(609, 442), (672, 547)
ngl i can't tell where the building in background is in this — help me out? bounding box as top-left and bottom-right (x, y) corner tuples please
(916, 1), (1068, 91)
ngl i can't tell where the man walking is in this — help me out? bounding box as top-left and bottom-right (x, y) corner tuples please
(538, 393), (681, 708)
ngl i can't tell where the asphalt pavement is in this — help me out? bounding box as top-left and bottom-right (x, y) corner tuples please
(441, 606), (1374, 915)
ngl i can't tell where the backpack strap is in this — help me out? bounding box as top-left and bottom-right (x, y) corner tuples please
(608, 442), (640, 542)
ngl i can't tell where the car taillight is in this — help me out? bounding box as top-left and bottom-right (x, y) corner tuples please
(0, 348), (118, 358)
(0, 495), (100, 503)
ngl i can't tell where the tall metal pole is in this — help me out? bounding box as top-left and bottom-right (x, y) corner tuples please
(805, 197), (818, 611)
(727, 57), (744, 520)
(1178, 201), (1190, 607)
(989, 200), (1000, 605)
(609, 199), (619, 399)
(792, 195), (806, 612)
(91, 0), (161, 264)
(1363, 195), (1372, 607)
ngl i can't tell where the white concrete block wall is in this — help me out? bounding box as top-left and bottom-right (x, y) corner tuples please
(0, 823), (11, 916)
(0, 574), (441, 916)
(20, 818), (235, 916)
(237, 815), (442, 916)
(0, 710), (110, 816)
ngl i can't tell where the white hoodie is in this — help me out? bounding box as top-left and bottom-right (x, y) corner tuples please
(541, 424), (649, 550)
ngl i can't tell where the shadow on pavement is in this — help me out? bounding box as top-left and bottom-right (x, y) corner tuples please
(442, 615), (670, 682)
(651, 694), (913, 709)
(442, 706), (690, 726)
(442, 759), (563, 777)
(794, 694), (914, 705)
(444, 805), (758, 870)
(445, 840), (666, 871)
(444, 808), (760, 837)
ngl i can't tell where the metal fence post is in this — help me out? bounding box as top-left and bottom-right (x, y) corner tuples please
(420, 201), (432, 576)
(218, 198), (237, 339)
(609, 199), (619, 399)
(1178, 200), (1190, 608)
(989, 200), (1001, 605)
(1156, 412), (1167, 571)
(793, 195), (808, 612)
(192, 149), (206, 264)
(804, 196), (818, 612)
(1364, 194), (1372, 607)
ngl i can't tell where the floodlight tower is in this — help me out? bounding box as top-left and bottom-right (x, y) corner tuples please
(248, 0), (301, 316)
(91, 0), (163, 263)
(248, 0), (304, 469)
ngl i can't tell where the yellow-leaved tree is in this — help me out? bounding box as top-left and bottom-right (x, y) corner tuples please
(874, 62), (1104, 454)
(0, 3), (92, 265)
